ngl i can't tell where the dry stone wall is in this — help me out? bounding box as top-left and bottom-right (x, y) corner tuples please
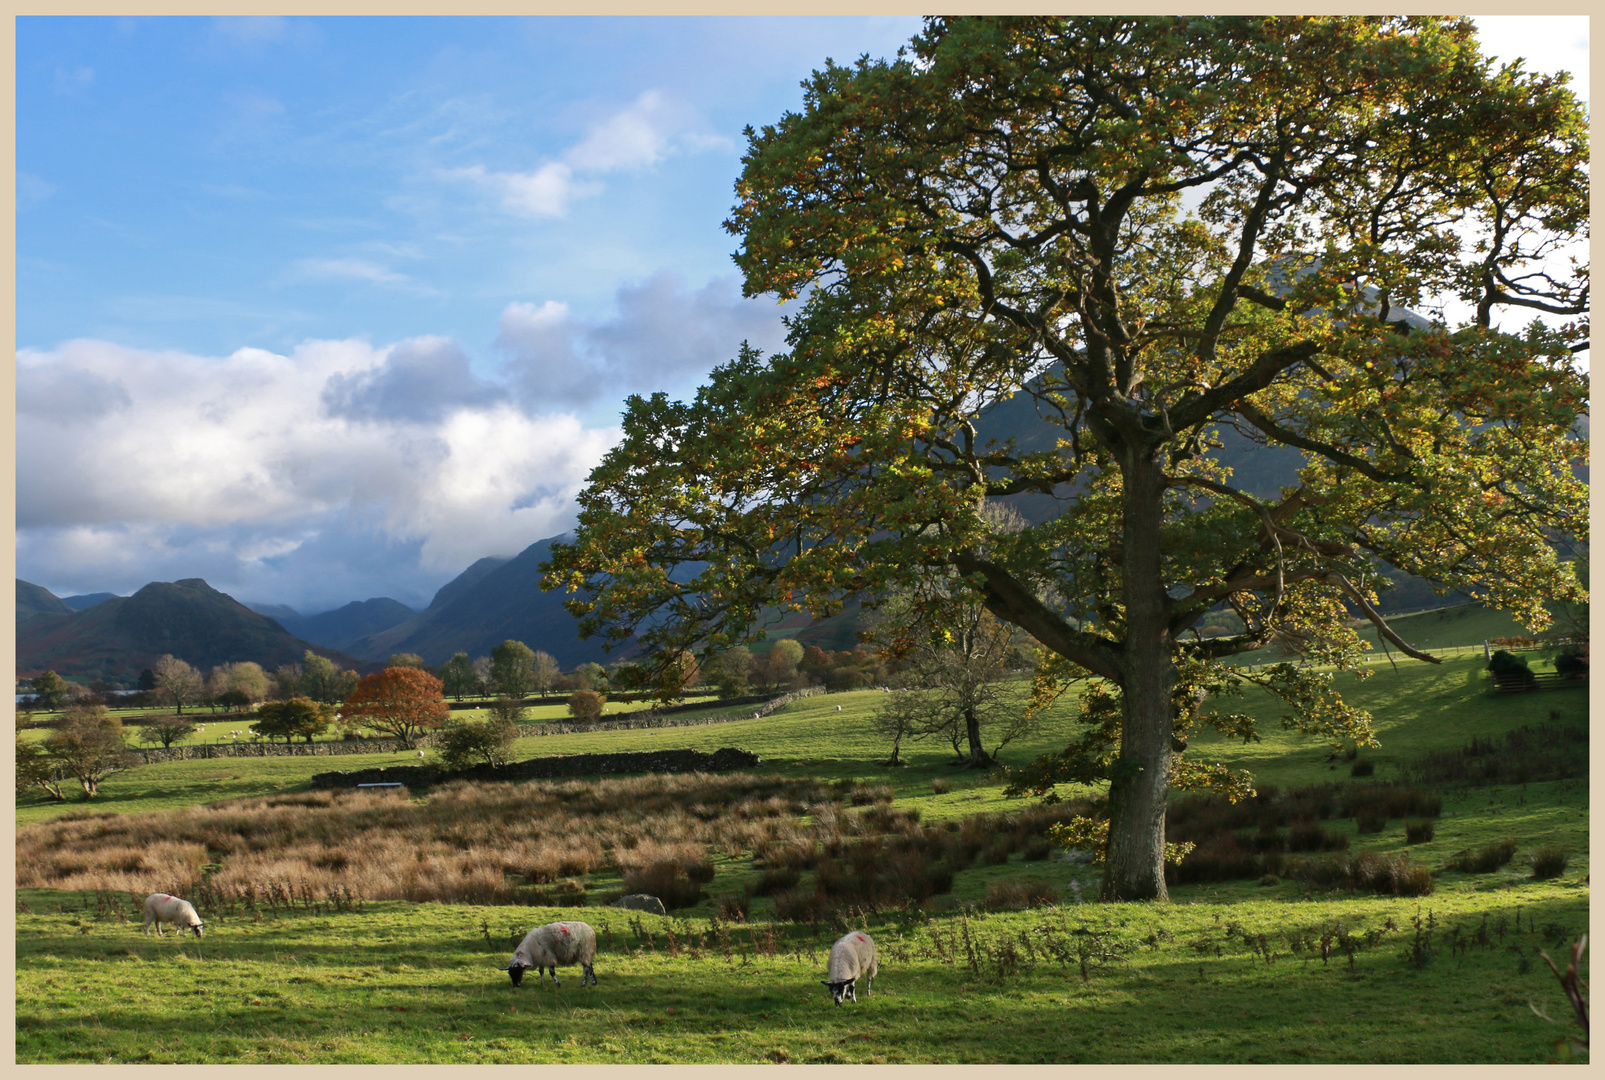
(310, 746), (764, 790)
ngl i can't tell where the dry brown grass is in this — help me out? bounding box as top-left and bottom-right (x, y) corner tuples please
(15, 773), (853, 907)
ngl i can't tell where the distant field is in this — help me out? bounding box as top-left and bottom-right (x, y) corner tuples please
(15, 650), (1590, 1063)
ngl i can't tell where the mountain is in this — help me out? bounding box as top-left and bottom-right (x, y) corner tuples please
(16, 577), (366, 686)
(255, 597), (418, 652)
(63, 592), (121, 612)
(343, 538), (614, 669)
(17, 580), (75, 623)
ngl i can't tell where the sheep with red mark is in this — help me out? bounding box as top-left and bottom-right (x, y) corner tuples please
(143, 893), (205, 938)
(501, 920), (597, 987)
(821, 930), (877, 1004)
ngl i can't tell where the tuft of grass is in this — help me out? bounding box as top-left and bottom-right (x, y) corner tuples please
(1528, 844), (1570, 880)
(1404, 821), (1435, 845)
(1446, 837), (1520, 875)
(931, 778), (953, 795)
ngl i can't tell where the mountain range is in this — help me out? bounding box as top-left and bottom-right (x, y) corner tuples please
(15, 578), (364, 685)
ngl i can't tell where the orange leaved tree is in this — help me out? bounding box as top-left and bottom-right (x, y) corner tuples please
(341, 667), (449, 749)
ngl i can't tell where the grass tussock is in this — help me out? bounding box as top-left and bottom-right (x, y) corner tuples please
(1445, 837), (1519, 875)
(14, 772), (885, 908)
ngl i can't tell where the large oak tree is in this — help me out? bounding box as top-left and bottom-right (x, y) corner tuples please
(545, 17), (1588, 900)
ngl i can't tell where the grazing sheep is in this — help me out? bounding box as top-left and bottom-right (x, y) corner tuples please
(502, 921), (597, 988)
(821, 930), (877, 1005)
(143, 893), (204, 938)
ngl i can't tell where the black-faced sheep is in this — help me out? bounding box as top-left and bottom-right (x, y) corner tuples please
(143, 893), (205, 938)
(821, 930), (876, 1004)
(502, 920), (597, 988)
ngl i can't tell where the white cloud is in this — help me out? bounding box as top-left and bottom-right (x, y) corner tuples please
(565, 90), (678, 172)
(15, 335), (617, 601)
(441, 162), (598, 220)
(292, 256), (437, 294)
(444, 90), (723, 220)
(496, 272), (789, 408)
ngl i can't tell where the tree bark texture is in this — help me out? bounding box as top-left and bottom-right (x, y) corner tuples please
(1102, 450), (1176, 901)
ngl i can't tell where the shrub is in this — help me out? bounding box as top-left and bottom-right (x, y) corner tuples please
(1530, 843), (1570, 880)
(620, 861), (704, 910)
(567, 690), (606, 725)
(435, 716), (518, 769)
(753, 866), (800, 896)
(1021, 835), (1053, 861)
(1288, 852), (1433, 896)
(487, 697), (528, 725)
(1446, 837), (1519, 874)
(923, 863), (956, 895)
(771, 887), (826, 923)
(981, 840), (1014, 866)
(683, 857), (717, 885)
(1355, 808), (1388, 834)
(1288, 821), (1348, 853)
(931, 777), (953, 795)
(715, 893), (750, 922)
(1405, 821), (1435, 844)
(1349, 760), (1375, 777)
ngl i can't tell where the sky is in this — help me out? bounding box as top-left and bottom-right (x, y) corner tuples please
(15, 16), (1591, 614)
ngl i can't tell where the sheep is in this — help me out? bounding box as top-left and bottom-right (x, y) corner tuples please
(501, 920), (597, 988)
(143, 893), (204, 938)
(821, 930), (877, 1005)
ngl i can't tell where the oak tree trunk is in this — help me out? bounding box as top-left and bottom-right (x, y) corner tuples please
(1101, 451), (1176, 902)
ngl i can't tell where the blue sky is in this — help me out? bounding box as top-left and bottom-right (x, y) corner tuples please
(15, 16), (1590, 614)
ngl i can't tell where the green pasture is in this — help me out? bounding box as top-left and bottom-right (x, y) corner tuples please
(15, 652), (1590, 1062)
(16, 879), (1589, 1064)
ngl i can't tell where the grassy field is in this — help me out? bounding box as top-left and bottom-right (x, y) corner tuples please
(15, 651), (1590, 1063)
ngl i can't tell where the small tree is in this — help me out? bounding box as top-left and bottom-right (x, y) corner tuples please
(870, 690), (928, 767)
(709, 647), (753, 698)
(214, 688), (253, 713)
(573, 662), (609, 694)
(16, 734), (70, 801)
(488, 697), (528, 725)
(138, 714), (198, 749)
(436, 716), (519, 770)
(30, 670), (70, 711)
(567, 689), (606, 724)
(151, 655), (204, 715)
(341, 668), (449, 749)
(46, 701), (131, 798)
(388, 653), (426, 669)
(440, 652), (479, 700)
(251, 697), (335, 745)
(532, 650), (561, 695)
(301, 651), (347, 703)
(490, 640), (538, 700)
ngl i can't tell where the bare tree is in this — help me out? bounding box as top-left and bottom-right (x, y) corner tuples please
(152, 655), (204, 715)
(532, 650), (561, 695)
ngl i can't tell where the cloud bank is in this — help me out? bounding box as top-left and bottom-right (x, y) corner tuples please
(16, 335), (617, 610)
(16, 268), (789, 611)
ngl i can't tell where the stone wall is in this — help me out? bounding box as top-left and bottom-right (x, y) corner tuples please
(309, 746), (764, 790)
(127, 685), (824, 765)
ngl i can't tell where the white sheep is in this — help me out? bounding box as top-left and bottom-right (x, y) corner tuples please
(143, 892), (205, 938)
(501, 920), (597, 988)
(821, 930), (877, 1005)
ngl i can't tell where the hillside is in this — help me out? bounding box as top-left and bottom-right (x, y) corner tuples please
(15, 578), (365, 685)
(16, 580), (74, 623)
(258, 597), (418, 652)
(343, 538), (615, 669)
